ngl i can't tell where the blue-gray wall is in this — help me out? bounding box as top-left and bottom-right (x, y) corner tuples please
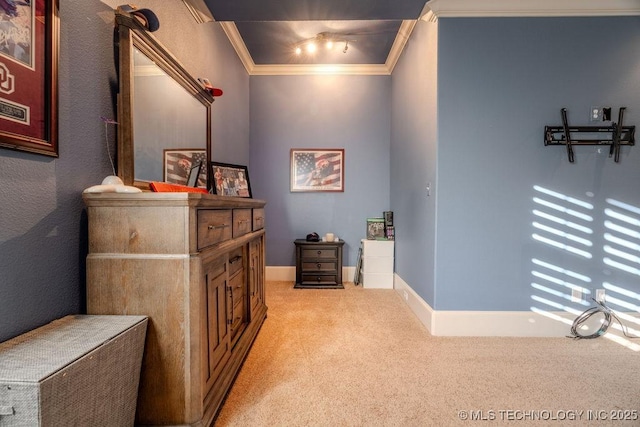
(391, 20), (439, 307)
(0, 0), (249, 342)
(249, 75), (391, 266)
(392, 16), (640, 312)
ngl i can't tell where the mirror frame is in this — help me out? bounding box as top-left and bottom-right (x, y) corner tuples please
(115, 12), (214, 190)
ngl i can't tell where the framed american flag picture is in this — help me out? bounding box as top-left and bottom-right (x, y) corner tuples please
(163, 149), (207, 188)
(290, 148), (344, 192)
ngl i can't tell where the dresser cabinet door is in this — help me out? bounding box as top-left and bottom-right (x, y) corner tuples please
(202, 257), (231, 396)
(249, 237), (264, 319)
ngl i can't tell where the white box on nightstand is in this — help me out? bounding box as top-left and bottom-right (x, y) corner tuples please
(361, 239), (395, 289)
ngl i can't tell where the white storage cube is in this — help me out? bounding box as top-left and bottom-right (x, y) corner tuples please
(361, 273), (394, 289)
(361, 240), (394, 257)
(362, 256), (394, 274)
(361, 239), (394, 289)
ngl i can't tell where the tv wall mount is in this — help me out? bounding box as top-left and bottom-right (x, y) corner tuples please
(544, 108), (635, 163)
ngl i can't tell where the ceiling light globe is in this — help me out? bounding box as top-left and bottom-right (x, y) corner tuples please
(325, 40), (333, 50)
(306, 43), (317, 53)
(295, 47), (302, 55)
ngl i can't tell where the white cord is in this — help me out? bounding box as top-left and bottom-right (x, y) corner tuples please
(101, 117), (117, 176)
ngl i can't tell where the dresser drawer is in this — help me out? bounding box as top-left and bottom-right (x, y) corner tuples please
(233, 209), (252, 238)
(302, 261), (337, 272)
(197, 210), (232, 249)
(301, 247), (338, 259)
(252, 208), (265, 231)
(228, 247), (244, 277)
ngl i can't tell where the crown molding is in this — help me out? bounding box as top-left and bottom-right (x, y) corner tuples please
(182, 0), (214, 23)
(385, 20), (417, 74)
(426, 0), (640, 18)
(220, 22), (257, 75)
(249, 63), (393, 76)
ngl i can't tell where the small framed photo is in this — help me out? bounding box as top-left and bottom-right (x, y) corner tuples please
(163, 149), (208, 188)
(211, 162), (252, 198)
(186, 161), (202, 187)
(290, 149), (344, 192)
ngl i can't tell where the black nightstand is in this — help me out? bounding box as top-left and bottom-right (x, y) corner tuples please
(294, 239), (345, 289)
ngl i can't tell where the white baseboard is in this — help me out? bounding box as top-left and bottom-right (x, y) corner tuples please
(393, 275), (575, 337)
(266, 266), (295, 281)
(392, 274), (640, 338)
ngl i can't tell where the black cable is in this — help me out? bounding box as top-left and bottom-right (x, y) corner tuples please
(568, 298), (640, 340)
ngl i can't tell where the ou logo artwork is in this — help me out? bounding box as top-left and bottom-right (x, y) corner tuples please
(0, 62), (15, 95)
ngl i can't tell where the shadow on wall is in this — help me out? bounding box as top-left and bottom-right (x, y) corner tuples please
(528, 185), (640, 351)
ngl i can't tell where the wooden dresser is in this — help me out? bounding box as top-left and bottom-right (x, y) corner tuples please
(294, 239), (345, 289)
(83, 192), (266, 426)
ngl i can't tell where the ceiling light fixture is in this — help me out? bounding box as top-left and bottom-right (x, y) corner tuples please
(293, 32), (354, 56)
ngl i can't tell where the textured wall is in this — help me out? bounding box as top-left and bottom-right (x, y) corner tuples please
(0, 1), (249, 342)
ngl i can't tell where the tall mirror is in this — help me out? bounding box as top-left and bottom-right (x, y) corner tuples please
(115, 12), (213, 190)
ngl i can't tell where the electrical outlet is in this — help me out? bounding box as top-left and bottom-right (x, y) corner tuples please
(590, 106), (602, 122)
(571, 288), (582, 303)
(596, 289), (606, 303)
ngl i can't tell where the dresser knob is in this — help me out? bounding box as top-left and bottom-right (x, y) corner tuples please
(317, 250), (321, 255)
(317, 263), (321, 268)
(316, 276), (321, 282)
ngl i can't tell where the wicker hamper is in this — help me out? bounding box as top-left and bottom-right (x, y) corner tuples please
(0, 315), (147, 427)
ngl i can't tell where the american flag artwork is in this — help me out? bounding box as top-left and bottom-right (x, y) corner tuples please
(163, 149), (207, 188)
(291, 149), (344, 192)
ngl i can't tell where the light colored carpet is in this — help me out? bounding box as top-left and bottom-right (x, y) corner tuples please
(214, 281), (640, 426)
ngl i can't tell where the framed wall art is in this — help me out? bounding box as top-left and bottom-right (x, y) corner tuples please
(290, 149), (344, 192)
(211, 161), (252, 198)
(0, 0), (59, 157)
(163, 149), (207, 188)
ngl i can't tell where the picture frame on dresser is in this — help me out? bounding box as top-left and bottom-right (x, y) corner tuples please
(163, 149), (207, 188)
(211, 161), (252, 197)
(0, 0), (59, 157)
(290, 149), (344, 192)
(186, 161), (202, 187)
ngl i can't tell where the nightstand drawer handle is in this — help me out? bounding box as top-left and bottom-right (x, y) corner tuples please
(238, 219), (250, 225)
(208, 224), (229, 230)
(230, 255), (242, 264)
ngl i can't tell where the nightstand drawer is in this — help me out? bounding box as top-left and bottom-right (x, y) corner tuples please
(197, 210), (232, 249)
(301, 247), (338, 259)
(233, 209), (252, 238)
(302, 261), (337, 272)
(301, 274), (338, 285)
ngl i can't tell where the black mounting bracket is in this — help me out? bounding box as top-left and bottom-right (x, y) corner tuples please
(544, 108), (635, 163)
